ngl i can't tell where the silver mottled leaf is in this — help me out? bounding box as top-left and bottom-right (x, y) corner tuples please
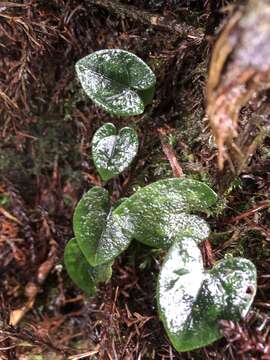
(76, 49), (156, 116)
(112, 178), (217, 248)
(92, 123), (138, 181)
(73, 187), (131, 266)
(157, 239), (257, 352)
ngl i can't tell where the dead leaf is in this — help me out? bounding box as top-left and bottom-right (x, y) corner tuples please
(207, 0), (270, 169)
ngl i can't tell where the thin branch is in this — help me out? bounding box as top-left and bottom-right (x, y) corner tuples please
(227, 201), (270, 223)
(68, 349), (100, 360)
(158, 128), (184, 178)
(89, 0), (203, 40)
(0, 206), (23, 225)
(0, 88), (19, 110)
(0, 2), (30, 9)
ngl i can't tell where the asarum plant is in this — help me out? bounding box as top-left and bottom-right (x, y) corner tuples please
(64, 49), (257, 352)
(75, 49), (156, 116)
(92, 122), (138, 181)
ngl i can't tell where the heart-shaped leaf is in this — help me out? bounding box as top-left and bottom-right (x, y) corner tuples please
(73, 187), (131, 266)
(157, 239), (257, 352)
(64, 238), (112, 295)
(76, 49), (156, 116)
(92, 123), (139, 181)
(112, 178), (217, 248)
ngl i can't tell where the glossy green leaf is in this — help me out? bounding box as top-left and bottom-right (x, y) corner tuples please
(64, 238), (112, 295)
(157, 239), (257, 352)
(75, 49), (156, 116)
(92, 123), (138, 181)
(73, 187), (109, 265)
(112, 178), (217, 248)
(73, 186), (131, 266)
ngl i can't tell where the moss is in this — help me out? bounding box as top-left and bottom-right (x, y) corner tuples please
(0, 193), (11, 208)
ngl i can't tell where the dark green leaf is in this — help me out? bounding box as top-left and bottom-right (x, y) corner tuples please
(157, 239), (257, 352)
(64, 238), (112, 295)
(76, 49), (156, 116)
(73, 187), (109, 265)
(73, 186), (131, 266)
(92, 123), (138, 181)
(112, 178), (217, 248)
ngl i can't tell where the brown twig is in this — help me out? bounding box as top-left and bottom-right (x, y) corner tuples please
(0, 88), (19, 110)
(202, 239), (214, 268)
(158, 128), (184, 178)
(0, 2), (31, 8)
(68, 348), (100, 360)
(88, 0), (203, 40)
(0, 207), (23, 225)
(228, 201), (270, 223)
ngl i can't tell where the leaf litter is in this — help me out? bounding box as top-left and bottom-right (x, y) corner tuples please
(1, 0), (270, 359)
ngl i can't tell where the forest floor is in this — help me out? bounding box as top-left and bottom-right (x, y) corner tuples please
(0, 1), (270, 359)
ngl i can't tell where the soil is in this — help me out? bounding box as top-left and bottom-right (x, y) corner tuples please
(0, 1), (270, 359)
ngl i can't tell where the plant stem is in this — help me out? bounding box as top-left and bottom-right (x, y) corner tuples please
(158, 127), (184, 177)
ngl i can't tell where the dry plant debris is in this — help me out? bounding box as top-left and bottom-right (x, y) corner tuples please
(0, 0), (270, 359)
(207, 0), (270, 169)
